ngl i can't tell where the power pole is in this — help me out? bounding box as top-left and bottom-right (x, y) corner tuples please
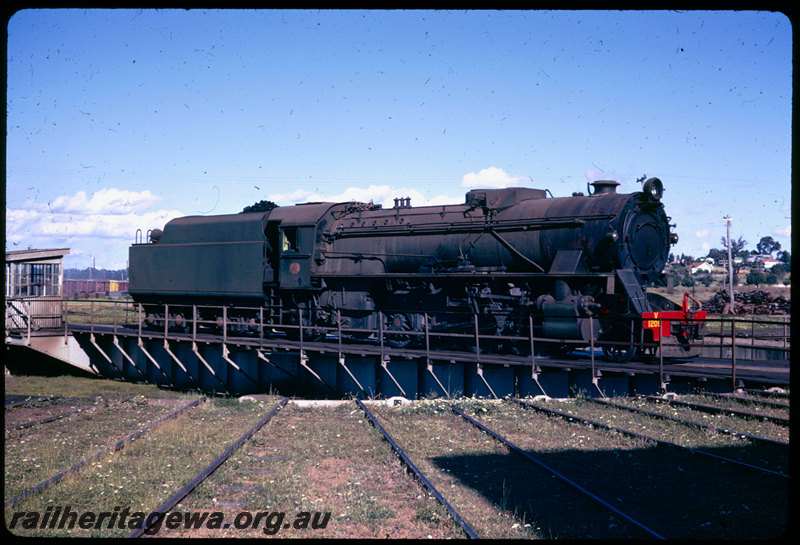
(723, 216), (734, 311)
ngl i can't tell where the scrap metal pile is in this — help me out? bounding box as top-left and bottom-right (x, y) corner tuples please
(702, 289), (791, 315)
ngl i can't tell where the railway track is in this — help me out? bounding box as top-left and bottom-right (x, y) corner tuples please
(4, 387), (790, 539)
(5, 396), (135, 431)
(5, 396), (206, 507)
(127, 398), (289, 537)
(133, 399), (467, 539)
(513, 398), (789, 478)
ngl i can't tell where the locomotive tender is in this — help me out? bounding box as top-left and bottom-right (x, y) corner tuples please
(129, 177), (705, 360)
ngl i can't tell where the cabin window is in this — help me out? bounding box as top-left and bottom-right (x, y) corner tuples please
(282, 228), (298, 252)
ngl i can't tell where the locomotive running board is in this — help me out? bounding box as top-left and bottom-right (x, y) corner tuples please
(615, 269), (651, 314)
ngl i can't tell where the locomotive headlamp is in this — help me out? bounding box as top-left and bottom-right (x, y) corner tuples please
(606, 227), (619, 242)
(643, 177), (664, 201)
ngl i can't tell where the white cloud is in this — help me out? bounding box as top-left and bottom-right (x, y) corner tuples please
(460, 167), (528, 189)
(584, 167), (606, 181)
(268, 184), (462, 209)
(6, 188), (184, 269)
(269, 170), (536, 209)
(584, 167), (630, 183)
(266, 188), (322, 204)
(774, 224), (791, 238)
(47, 188), (161, 215)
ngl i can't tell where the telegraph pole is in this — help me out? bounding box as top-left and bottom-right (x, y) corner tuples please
(723, 216), (734, 311)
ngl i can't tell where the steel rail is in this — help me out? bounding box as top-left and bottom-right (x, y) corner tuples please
(127, 397), (289, 538)
(5, 394), (63, 408)
(5, 397), (207, 508)
(744, 387), (790, 400)
(587, 398), (789, 449)
(704, 391), (790, 409)
(639, 395), (789, 426)
(450, 406), (666, 540)
(354, 399), (478, 539)
(5, 395), (134, 431)
(512, 399), (788, 479)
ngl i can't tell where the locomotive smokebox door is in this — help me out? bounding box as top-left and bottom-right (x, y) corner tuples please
(279, 226), (313, 288)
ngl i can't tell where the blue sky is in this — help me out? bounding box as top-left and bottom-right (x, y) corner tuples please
(5, 9), (792, 270)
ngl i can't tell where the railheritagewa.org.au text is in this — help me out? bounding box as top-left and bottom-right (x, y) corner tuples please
(8, 505), (331, 535)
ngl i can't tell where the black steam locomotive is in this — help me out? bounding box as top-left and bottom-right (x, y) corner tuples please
(129, 177), (706, 360)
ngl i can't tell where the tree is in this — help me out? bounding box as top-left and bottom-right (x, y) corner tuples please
(756, 236), (781, 256)
(720, 235), (748, 281)
(746, 269), (765, 287)
(240, 200), (278, 214)
(721, 235), (747, 256)
(706, 248), (727, 264)
(776, 250), (791, 272)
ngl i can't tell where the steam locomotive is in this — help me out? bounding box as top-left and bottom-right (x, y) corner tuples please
(128, 177), (706, 361)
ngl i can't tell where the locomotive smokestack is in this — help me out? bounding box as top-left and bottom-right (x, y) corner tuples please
(589, 180), (619, 195)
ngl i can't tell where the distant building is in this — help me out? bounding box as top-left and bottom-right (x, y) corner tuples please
(5, 248), (69, 331)
(689, 261), (714, 274)
(744, 255), (783, 270)
(5, 248), (69, 298)
(759, 257), (782, 270)
(62, 279), (129, 298)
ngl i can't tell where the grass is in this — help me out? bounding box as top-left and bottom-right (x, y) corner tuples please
(62, 298), (138, 327)
(4, 398), (179, 503)
(4, 373), (791, 539)
(607, 396), (790, 444)
(678, 393), (790, 419)
(5, 397), (282, 538)
(4, 374), (192, 400)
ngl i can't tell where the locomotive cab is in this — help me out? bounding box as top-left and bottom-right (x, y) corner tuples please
(278, 225), (314, 289)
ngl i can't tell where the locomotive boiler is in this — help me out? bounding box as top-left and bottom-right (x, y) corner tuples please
(129, 177), (705, 360)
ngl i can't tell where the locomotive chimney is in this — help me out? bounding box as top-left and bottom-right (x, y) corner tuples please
(589, 180), (619, 195)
